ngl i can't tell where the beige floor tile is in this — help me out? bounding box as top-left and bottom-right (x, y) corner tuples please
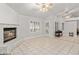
(11, 37), (79, 55)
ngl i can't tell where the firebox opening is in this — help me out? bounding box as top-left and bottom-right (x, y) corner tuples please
(3, 28), (16, 43)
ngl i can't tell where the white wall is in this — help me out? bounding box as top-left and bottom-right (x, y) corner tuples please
(0, 4), (18, 24)
(46, 16), (64, 37)
(46, 16), (56, 37)
(64, 21), (77, 37)
(77, 20), (79, 29)
(17, 15), (44, 40)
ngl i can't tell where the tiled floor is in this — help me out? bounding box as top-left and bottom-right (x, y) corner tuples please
(11, 36), (79, 55)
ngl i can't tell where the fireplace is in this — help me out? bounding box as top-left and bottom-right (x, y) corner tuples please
(3, 28), (16, 43)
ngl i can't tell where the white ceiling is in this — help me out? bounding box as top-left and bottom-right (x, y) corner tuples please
(7, 3), (79, 18)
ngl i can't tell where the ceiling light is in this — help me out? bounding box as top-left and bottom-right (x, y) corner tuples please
(36, 3), (53, 12)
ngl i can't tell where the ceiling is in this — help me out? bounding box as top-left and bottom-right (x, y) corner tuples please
(7, 3), (79, 18)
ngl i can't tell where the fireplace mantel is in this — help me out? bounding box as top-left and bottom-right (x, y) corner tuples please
(0, 23), (19, 54)
(0, 23), (19, 26)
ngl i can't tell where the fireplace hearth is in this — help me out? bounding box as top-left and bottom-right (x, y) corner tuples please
(4, 28), (16, 43)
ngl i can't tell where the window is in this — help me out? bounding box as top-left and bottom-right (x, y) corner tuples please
(30, 21), (40, 32)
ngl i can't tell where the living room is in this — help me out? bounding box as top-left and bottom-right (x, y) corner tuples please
(0, 3), (79, 55)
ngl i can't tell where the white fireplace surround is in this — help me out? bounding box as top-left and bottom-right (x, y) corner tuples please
(0, 23), (19, 54)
